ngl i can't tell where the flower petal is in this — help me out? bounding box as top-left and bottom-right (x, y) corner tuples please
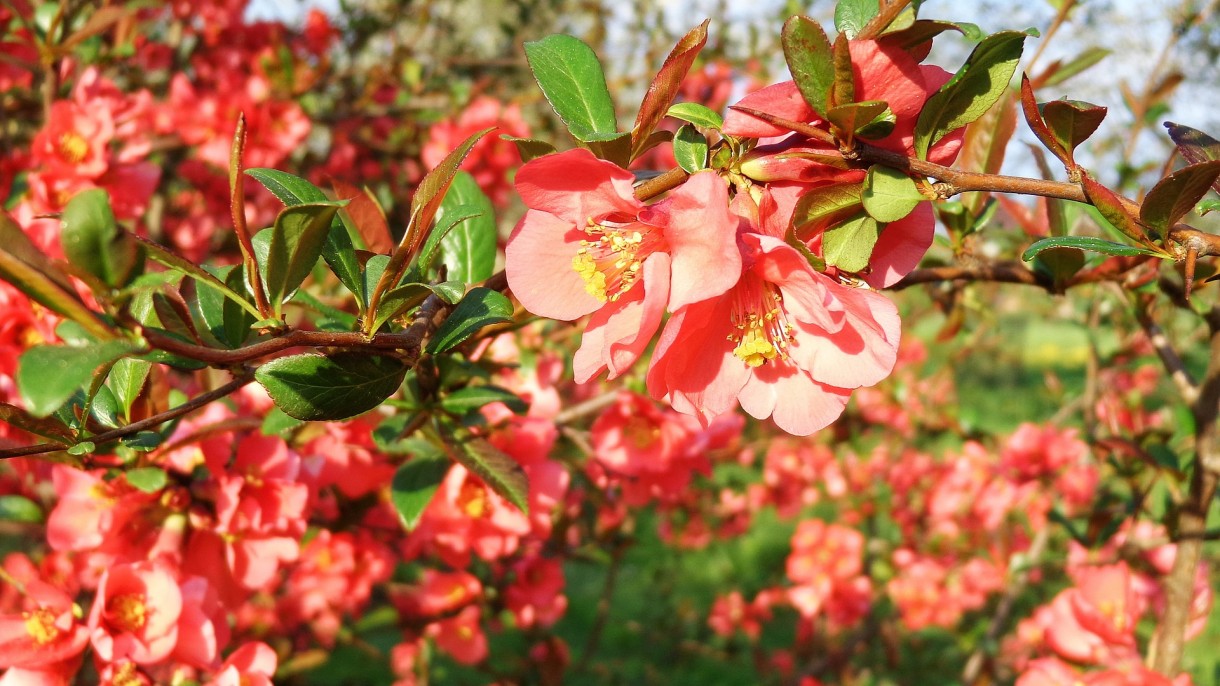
(864, 202), (934, 288)
(506, 210), (602, 320)
(513, 148), (639, 224)
(574, 253), (671, 382)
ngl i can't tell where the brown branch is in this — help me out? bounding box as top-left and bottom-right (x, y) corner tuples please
(0, 374), (254, 460)
(142, 328), (427, 367)
(1129, 291), (1198, 404)
(634, 167), (689, 201)
(892, 262), (1053, 291)
(1149, 306), (1220, 675)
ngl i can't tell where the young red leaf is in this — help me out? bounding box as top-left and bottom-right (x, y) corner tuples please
(331, 178), (393, 254)
(831, 31), (855, 110)
(1139, 160), (1220, 233)
(1019, 73), (1069, 166)
(1164, 122), (1220, 194)
(1040, 99), (1107, 163)
(1082, 174), (1161, 251)
(631, 20), (709, 160)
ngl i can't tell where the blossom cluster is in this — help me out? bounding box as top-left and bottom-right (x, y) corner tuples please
(506, 39), (964, 435)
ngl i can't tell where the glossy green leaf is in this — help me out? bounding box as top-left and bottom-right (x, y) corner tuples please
(255, 352), (407, 421)
(260, 202), (342, 310)
(827, 101), (893, 139)
(584, 131), (633, 167)
(435, 172), (496, 284)
(441, 422), (529, 514)
(0, 213), (113, 340)
(782, 15), (835, 119)
(631, 20), (709, 159)
(822, 213), (881, 273)
(426, 287), (513, 354)
(862, 165), (924, 223)
(1032, 247), (1085, 290)
(499, 135), (556, 163)
(524, 34), (618, 141)
(791, 183), (863, 240)
(440, 385), (528, 416)
(139, 238), (263, 321)
(391, 451), (451, 531)
(1021, 236), (1164, 262)
(672, 125), (708, 173)
(666, 102), (724, 130)
(125, 467), (168, 493)
(17, 340), (138, 417)
(61, 188), (142, 288)
(914, 30), (1033, 158)
(1140, 161), (1220, 233)
(121, 431), (163, 452)
(245, 168), (364, 305)
(1200, 199), (1220, 215)
(370, 281), (465, 334)
(834, 0), (879, 38)
(0, 495), (43, 523)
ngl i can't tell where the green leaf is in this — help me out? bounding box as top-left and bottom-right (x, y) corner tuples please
(672, 125), (708, 173)
(67, 442), (95, 456)
(440, 385), (528, 416)
(583, 131), (633, 167)
(1032, 247), (1085, 290)
(255, 352), (407, 421)
(1039, 99), (1107, 163)
(631, 20), (709, 159)
(914, 30), (1033, 158)
(524, 34), (618, 141)
(372, 416), (434, 456)
(121, 431), (163, 452)
(125, 467), (168, 493)
(426, 287), (514, 354)
(0, 495), (43, 523)
(782, 15), (835, 119)
(1021, 236), (1164, 262)
(827, 101), (894, 140)
(499, 135), (556, 164)
(89, 385), (120, 428)
(441, 422), (529, 514)
(1040, 47), (1110, 87)
(1200, 199), (1220, 215)
(61, 188), (142, 288)
(139, 238), (263, 321)
(261, 406), (305, 437)
(435, 172), (496, 284)
(791, 183), (863, 240)
(822, 213), (881, 273)
(666, 102), (724, 130)
(245, 168), (364, 305)
(17, 340), (138, 417)
(834, 0), (879, 39)
(370, 281), (464, 334)
(880, 20), (986, 50)
(1140, 160), (1220, 233)
(390, 453), (451, 531)
(861, 165), (925, 222)
(260, 202), (343, 310)
(0, 213), (114, 341)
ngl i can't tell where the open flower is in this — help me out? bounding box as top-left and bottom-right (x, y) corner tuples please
(647, 194), (899, 435)
(506, 149), (740, 381)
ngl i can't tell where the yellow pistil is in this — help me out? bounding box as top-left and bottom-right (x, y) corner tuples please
(109, 593), (148, 633)
(58, 132), (89, 164)
(111, 661), (142, 686)
(24, 607), (60, 645)
(457, 481), (487, 519)
(572, 218), (656, 302)
(729, 279), (794, 368)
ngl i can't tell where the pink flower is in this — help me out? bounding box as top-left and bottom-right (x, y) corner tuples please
(206, 642), (277, 686)
(87, 561), (182, 665)
(646, 195), (900, 435)
(507, 150), (741, 382)
(0, 580), (88, 671)
(31, 101), (113, 181)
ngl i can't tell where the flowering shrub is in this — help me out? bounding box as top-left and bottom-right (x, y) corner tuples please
(0, 1), (1217, 685)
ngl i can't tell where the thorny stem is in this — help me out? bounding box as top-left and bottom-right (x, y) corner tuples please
(0, 374), (254, 460)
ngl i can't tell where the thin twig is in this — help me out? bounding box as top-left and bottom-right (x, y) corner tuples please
(0, 374), (254, 459)
(1127, 290), (1199, 404)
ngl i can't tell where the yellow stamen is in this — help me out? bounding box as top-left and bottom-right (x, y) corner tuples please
(572, 219), (657, 302)
(729, 278), (794, 368)
(58, 132), (89, 164)
(109, 594), (147, 633)
(24, 607), (60, 645)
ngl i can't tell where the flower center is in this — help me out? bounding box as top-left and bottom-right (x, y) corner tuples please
(58, 132), (89, 164)
(108, 593), (148, 633)
(572, 218), (659, 303)
(24, 607), (60, 645)
(457, 481), (487, 519)
(730, 278), (794, 368)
